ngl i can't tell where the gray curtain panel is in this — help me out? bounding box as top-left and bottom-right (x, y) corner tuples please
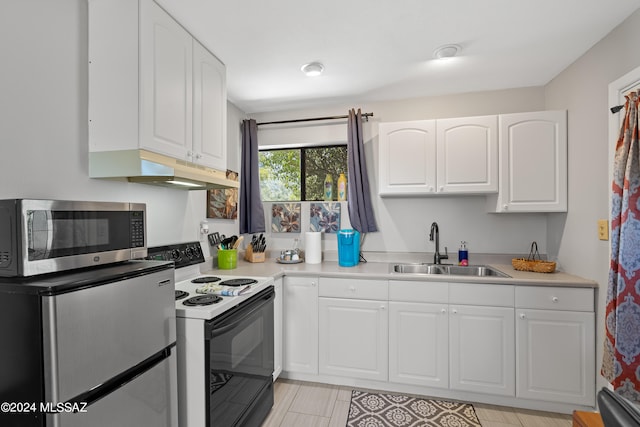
(347, 108), (378, 233)
(239, 119), (265, 234)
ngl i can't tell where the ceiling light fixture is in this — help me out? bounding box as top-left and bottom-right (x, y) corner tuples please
(301, 62), (324, 77)
(433, 44), (461, 60)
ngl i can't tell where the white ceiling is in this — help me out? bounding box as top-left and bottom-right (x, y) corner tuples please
(156, 0), (640, 114)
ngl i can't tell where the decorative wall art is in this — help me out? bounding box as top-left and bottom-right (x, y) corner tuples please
(271, 203), (301, 233)
(207, 170), (239, 220)
(310, 202), (341, 233)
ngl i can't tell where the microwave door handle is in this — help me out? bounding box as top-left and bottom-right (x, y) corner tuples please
(45, 211), (53, 258)
(208, 292), (274, 339)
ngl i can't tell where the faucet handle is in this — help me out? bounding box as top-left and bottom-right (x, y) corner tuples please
(441, 247), (449, 260)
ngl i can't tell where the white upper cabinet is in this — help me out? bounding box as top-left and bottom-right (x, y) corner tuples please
(489, 111), (567, 212)
(436, 116), (498, 193)
(139, 0), (193, 159)
(378, 116), (497, 196)
(192, 40), (227, 171)
(379, 120), (437, 195)
(89, 0), (227, 171)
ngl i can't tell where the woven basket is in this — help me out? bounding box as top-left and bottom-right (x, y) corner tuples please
(512, 242), (556, 273)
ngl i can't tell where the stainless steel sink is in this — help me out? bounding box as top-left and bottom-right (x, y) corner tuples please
(390, 263), (510, 278)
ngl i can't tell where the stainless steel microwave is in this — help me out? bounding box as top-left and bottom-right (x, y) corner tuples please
(0, 199), (147, 277)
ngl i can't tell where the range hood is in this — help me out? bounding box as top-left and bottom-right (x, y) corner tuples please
(89, 150), (240, 190)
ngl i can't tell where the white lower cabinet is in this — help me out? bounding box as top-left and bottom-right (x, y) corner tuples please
(283, 276), (318, 374)
(449, 304), (515, 396)
(282, 276), (596, 411)
(515, 286), (595, 406)
(319, 298), (388, 381)
(318, 278), (388, 381)
(273, 277), (283, 381)
(389, 301), (448, 388)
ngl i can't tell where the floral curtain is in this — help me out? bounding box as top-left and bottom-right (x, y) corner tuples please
(602, 90), (640, 402)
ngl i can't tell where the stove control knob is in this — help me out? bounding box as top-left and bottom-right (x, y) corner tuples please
(193, 245), (202, 257)
(185, 246), (194, 258)
(171, 249), (181, 261)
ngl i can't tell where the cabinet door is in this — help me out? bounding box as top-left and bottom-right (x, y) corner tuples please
(378, 121), (436, 196)
(516, 309), (595, 406)
(193, 40), (226, 170)
(389, 302), (448, 388)
(436, 115), (498, 193)
(495, 111), (567, 212)
(273, 278), (283, 381)
(140, 0), (193, 159)
(319, 298), (388, 381)
(450, 305), (515, 396)
(283, 277), (318, 374)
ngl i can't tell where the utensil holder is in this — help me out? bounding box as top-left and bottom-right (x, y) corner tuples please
(243, 244), (265, 263)
(218, 249), (238, 269)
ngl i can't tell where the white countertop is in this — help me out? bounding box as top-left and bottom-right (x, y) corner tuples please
(202, 256), (597, 288)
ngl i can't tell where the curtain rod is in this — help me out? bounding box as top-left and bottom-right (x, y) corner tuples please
(256, 112), (374, 126)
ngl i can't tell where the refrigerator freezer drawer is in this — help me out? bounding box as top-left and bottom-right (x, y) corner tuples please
(49, 351), (178, 427)
(42, 268), (176, 403)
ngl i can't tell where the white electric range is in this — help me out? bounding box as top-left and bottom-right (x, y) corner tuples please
(147, 242), (275, 427)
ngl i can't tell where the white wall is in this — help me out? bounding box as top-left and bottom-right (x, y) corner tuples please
(544, 8), (640, 392)
(252, 87), (549, 257)
(0, 0), (242, 257)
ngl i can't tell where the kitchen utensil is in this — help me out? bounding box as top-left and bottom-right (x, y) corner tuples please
(232, 236), (244, 249)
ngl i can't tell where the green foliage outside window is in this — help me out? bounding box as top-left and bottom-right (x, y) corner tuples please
(259, 145), (347, 201)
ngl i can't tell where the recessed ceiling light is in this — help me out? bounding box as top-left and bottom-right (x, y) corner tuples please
(301, 62), (324, 77)
(433, 44), (461, 60)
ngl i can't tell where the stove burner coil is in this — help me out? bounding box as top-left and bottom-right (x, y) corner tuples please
(183, 294), (223, 306)
(218, 278), (258, 287)
(191, 276), (222, 284)
(175, 290), (190, 300)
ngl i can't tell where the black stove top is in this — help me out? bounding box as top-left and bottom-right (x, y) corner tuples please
(182, 294), (223, 306)
(191, 276), (221, 284)
(219, 278), (258, 287)
(175, 290), (189, 300)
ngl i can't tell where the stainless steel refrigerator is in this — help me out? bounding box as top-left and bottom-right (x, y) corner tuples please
(0, 260), (178, 427)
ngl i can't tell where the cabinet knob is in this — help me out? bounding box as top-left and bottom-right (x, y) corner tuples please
(349, 286), (356, 292)
(452, 309), (457, 314)
(380, 305), (386, 310)
(311, 282), (316, 287)
(195, 153), (203, 159)
(520, 313), (526, 319)
(503, 205), (509, 210)
(439, 186), (444, 192)
(552, 296), (559, 303)
(441, 308), (447, 314)
(429, 186), (434, 192)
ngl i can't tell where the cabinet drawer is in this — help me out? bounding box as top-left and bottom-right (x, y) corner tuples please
(319, 277), (388, 300)
(449, 283), (514, 307)
(389, 280), (448, 303)
(515, 286), (594, 312)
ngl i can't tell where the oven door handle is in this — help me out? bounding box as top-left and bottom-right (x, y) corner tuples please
(208, 290), (274, 338)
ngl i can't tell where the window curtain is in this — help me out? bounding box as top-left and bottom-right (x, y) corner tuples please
(346, 108), (378, 233)
(239, 119), (265, 234)
(602, 90), (640, 402)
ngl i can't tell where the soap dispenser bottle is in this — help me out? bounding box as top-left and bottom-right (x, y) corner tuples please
(458, 241), (469, 266)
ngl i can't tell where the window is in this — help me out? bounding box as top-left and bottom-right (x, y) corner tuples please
(259, 145), (347, 201)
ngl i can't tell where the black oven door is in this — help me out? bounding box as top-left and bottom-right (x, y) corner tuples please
(204, 286), (274, 427)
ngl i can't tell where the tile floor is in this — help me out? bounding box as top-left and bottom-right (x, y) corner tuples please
(261, 379), (573, 427)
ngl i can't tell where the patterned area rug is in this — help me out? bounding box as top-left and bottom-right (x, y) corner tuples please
(347, 390), (482, 427)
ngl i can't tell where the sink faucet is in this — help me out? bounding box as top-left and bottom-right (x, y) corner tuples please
(429, 222), (448, 264)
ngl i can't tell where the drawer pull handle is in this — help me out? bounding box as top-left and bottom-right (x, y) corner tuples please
(552, 296), (559, 303)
